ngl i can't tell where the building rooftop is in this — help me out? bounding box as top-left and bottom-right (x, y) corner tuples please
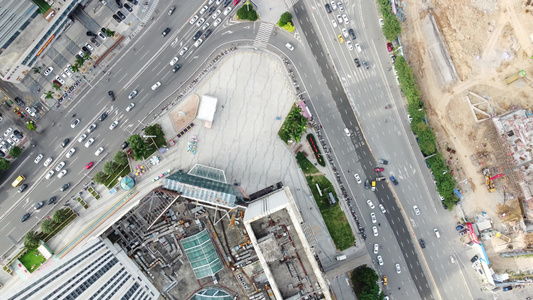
(181, 230), (224, 279)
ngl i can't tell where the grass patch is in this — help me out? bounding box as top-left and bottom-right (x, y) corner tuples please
(88, 187), (101, 199)
(278, 105), (308, 144)
(19, 248), (46, 273)
(296, 152), (319, 175)
(103, 163), (131, 188)
(296, 154), (354, 250)
(306, 134), (326, 167)
(76, 197), (89, 209)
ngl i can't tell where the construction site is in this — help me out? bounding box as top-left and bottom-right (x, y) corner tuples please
(400, 0), (533, 273)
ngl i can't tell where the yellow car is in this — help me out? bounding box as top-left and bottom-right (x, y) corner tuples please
(337, 35), (344, 44)
(383, 275), (388, 285)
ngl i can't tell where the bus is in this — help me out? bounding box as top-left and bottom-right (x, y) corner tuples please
(12, 175), (25, 188)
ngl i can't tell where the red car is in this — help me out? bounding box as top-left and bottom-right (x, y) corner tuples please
(387, 43), (393, 52)
(85, 162), (94, 169)
(233, 0), (241, 5)
(375, 167), (384, 172)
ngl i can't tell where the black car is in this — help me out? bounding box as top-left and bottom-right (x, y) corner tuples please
(364, 179), (370, 190)
(121, 141), (129, 149)
(47, 196), (57, 205)
(193, 31), (202, 41)
(82, 46), (91, 54)
(61, 138), (70, 148)
(208, 6), (216, 15)
(86, 31), (98, 37)
(75, 54), (82, 60)
(354, 58), (361, 67)
(15, 97), (25, 107)
(117, 11), (126, 20)
(60, 183), (70, 192)
(348, 29), (356, 40)
(101, 27), (107, 34)
(21, 213), (31, 222)
(441, 201), (448, 209)
(90, 38), (100, 47)
(108, 91), (115, 101)
(363, 61), (370, 69)
(116, 0), (123, 8)
(470, 255), (479, 263)
(128, 0), (138, 5)
(223, 0), (231, 7)
(419, 239), (426, 248)
(124, 3), (133, 12)
(162, 27), (171, 37)
(34, 201), (45, 210)
(172, 64), (181, 73)
(13, 130), (23, 139)
(390, 55), (396, 63)
(112, 14), (122, 23)
(204, 29), (212, 38)
(325, 4), (332, 13)
(18, 184), (28, 193)
(99, 112), (108, 121)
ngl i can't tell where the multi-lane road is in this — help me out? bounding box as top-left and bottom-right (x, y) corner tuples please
(0, 0), (489, 299)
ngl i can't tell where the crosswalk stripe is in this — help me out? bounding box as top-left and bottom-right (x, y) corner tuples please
(253, 23), (274, 48)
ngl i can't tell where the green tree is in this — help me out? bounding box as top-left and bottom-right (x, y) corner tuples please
(9, 146), (22, 158)
(237, 6), (249, 20)
(0, 158), (10, 170)
(247, 10), (258, 21)
(83, 52), (91, 60)
(24, 231), (40, 249)
(45, 91), (54, 99)
(53, 209), (69, 223)
(75, 56), (85, 66)
(278, 12), (292, 26)
(114, 151), (128, 166)
(105, 29), (116, 37)
(93, 171), (108, 184)
(71, 64), (80, 73)
(27, 122), (36, 131)
(41, 219), (56, 234)
(128, 134), (148, 160)
(144, 124), (167, 148)
(103, 161), (118, 174)
(53, 83), (61, 91)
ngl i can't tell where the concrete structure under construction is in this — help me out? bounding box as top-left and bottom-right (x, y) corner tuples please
(243, 187), (331, 300)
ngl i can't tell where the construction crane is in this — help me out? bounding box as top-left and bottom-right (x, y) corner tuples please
(489, 160), (532, 181)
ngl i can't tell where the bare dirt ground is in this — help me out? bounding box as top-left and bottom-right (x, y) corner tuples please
(401, 0), (533, 271)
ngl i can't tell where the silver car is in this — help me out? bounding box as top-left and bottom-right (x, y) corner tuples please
(128, 90), (138, 99)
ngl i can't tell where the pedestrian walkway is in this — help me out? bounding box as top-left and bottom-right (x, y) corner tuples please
(253, 22), (274, 48)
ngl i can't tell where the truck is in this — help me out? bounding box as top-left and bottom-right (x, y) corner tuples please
(336, 255), (347, 261)
(371, 181), (376, 191)
(12, 175), (25, 188)
(504, 70), (526, 85)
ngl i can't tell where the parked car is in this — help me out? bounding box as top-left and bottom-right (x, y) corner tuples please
(43, 67), (54, 76)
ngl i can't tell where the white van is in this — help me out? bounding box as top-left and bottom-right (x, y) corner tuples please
(285, 43), (294, 51)
(434, 228), (440, 238)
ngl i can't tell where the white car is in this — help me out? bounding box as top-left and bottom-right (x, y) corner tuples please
(336, 14), (343, 24)
(194, 38), (203, 48)
(379, 18), (384, 27)
(57, 169), (68, 179)
(413, 205), (420, 216)
(170, 57), (179, 66)
(338, 1), (344, 11)
(109, 120), (119, 130)
(45, 170), (55, 179)
(354, 174), (361, 184)
(346, 40), (353, 51)
(355, 43), (362, 53)
(25, 107), (36, 117)
(408, 114), (413, 123)
(128, 90), (137, 99)
(370, 212), (377, 224)
(342, 14), (349, 24)
(43, 67), (53, 76)
(98, 32), (107, 40)
(78, 134), (88, 142)
(396, 263), (401, 273)
(331, 20), (337, 28)
(213, 18), (222, 27)
(223, 7), (232, 16)
(179, 46), (188, 56)
(285, 43), (294, 51)
(55, 161), (65, 172)
(330, 1), (337, 10)
(95, 147), (104, 156)
(216, 0), (223, 4)
(367, 199), (375, 209)
(87, 123), (97, 133)
(55, 76), (65, 85)
(71, 119), (80, 128)
(342, 28), (349, 38)
(212, 10), (221, 19)
(377, 255), (383, 265)
(201, 22), (210, 31)
(61, 72), (68, 79)
(126, 103), (135, 112)
(34, 154), (44, 164)
(200, 5), (208, 14)
(190, 15), (199, 24)
(10, 134), (20, 143)
(85, 43), (94, 52)
(66, 148), (76, 158)
(373, 244), (379, 254)
(43, 157), (53, 167)
(196, 18), (205, 27)
(344, 128), (350, 136)
(64, 65), (73, 77)
(3, 128), (12, 137)
(151, 82), (161, 90)
(85, 138), (95, 148)
(373, 226), (379, 236)
(379, 204), (386, 214)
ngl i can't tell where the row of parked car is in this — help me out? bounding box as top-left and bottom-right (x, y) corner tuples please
(0, 127), (24, 157)
(111, 0), (137, 23)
